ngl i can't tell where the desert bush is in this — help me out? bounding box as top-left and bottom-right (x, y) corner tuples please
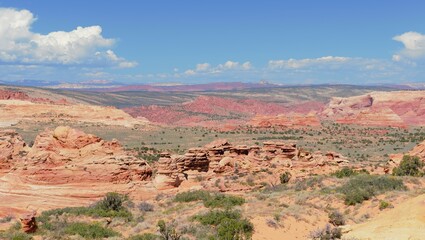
(392, 155), (424, 177)
(64, 222), (119, 239)
(310, 224), (342, 240)
(328, 211), (345, 226)
(96, 192), (127, 212)
(174, 190), (210, 202)
(338, 175), (406, 205)
(0, 215), (12, 223)
(331, 167), (369, 178)
(127, 233), (160, 240)
(279, 171), (292, 184)
(203, 194), (245, 208)
(174, 190), (245, 209)
(139, 201), (154, 212)
(193, 210), (253, 240)
(157, 220), (181, 240)
(294, 176), (324, 191)
(379, 200), (392, 210)
(37, 193), (133, 231)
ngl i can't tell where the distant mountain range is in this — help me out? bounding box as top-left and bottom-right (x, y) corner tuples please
(2, 79), (425, 92)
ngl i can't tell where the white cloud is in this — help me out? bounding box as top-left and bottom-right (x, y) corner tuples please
(0, 8), (136, 67)
(393, 31), (425, 59)
(195, 63), (210, 71)
(184, 60), (252, 75)
(268, 56), (350, 69)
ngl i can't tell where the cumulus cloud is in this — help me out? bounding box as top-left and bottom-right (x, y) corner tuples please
(184, 60), (252, 75)
(393, 31), (425, 59)
(268, 56), (350, 69)
(0, 8), (136, 68)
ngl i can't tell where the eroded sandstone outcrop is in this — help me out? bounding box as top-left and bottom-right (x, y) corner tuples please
(154, 139), (349, 189)
(19, 126), (152, 184)
(0, 130), (28, 175)
(0, 126), (152, 184)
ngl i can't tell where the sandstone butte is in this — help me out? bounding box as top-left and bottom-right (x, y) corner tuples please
(0, 126), (152, 217)
(321, 91), (425, 127)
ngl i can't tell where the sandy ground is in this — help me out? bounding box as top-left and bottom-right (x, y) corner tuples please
(345, 193), (425, 240)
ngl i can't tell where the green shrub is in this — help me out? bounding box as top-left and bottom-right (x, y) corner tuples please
(279, 171), (292, 184)
(96, 192), (127, 211)
(174, 190), (245, 209)
(203, 194), (245, 208)
(193, 210), (253, 240)
(392, 155), (424, 177)
(379, 200), (392, 210)
(64, 222), (119, 239)
(328, 211), (345, 226)
(174, 190), (210, 203)
(193, 210), (241, 226)
(128, 233), (160, 240)
(217, 218), (254, 240)
(338, 175), (406, 205)
(331, 167), (370, 178)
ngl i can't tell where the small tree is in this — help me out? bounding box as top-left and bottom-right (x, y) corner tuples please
(392, 155), (424, 177)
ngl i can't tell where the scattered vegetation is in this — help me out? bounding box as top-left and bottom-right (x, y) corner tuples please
(338, 175), (406, 205)
(174, 190), (245, 208)
(331, 167), (369, 178)
(64, 222), (119, 239)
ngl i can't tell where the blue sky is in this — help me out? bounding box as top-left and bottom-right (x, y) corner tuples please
(1, 0), (425, 85)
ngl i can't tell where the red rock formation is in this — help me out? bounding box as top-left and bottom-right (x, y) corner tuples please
(20, 126), (152, 184)
(124, 96), (324, 128)
(153, 139), (349, 189)
(20, 211), (37, 233)
(0, 89), (69, 105)
(0, 130), (27, 175)
(321, 91), (425, 127)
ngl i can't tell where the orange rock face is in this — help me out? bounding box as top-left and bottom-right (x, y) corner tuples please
(0, 130), (27, 175)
